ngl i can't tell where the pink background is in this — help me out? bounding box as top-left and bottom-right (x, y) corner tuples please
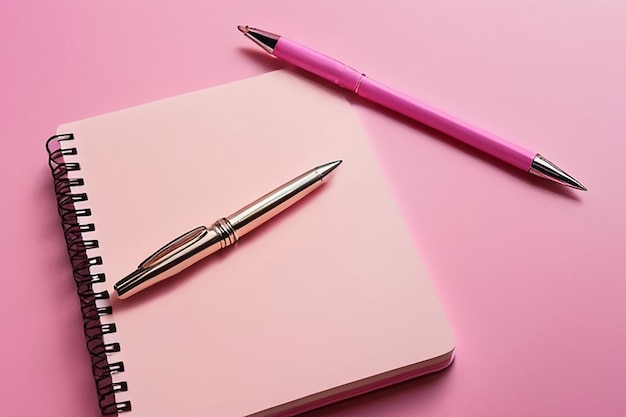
(1, 1), (625, 416)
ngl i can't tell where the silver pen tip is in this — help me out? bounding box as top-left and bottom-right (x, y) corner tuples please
(529, 154), (587, 191)
(316, 160), (342, 182)
(237, 26), (280, 53)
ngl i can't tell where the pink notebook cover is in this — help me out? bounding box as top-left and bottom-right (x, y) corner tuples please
(53, 71), (454, 416)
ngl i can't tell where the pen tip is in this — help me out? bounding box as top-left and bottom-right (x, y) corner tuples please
(237, 25), (249, 34)
(327, 160), (343, 170)
(529, 155), (587, 191)
(316, 160), (342, 182)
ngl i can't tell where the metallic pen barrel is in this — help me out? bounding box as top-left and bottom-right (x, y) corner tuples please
(228, 161), (340, 237)
(114, 160), (342, 299)
(113, 225), (233, 299)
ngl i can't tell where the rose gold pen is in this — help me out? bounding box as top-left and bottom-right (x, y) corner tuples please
(114, 161), (342, 299)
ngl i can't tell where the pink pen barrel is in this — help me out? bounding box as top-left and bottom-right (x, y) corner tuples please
(357, 77), (535, 170)
(274, 38), (363, 92)
(274, 37), (535, 171)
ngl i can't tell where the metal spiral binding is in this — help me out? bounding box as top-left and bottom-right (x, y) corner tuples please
(46, 134), (131, 415)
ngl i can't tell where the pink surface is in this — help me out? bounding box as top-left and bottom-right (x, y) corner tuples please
(2, 1), (625, 416)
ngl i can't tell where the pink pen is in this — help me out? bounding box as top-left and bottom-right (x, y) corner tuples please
(238, 25), (586, 191)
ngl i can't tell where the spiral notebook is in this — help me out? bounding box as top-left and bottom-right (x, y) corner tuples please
(46, 70), (455, 416)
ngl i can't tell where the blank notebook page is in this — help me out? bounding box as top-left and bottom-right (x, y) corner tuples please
(59, 70), (454, 416)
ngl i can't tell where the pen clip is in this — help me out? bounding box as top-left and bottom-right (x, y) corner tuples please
(138, 226), (208, 269)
